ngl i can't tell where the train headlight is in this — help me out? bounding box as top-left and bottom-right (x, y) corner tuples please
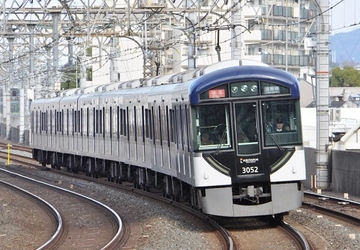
(250, 85), (258, 92)
(240, 84), (248, 92)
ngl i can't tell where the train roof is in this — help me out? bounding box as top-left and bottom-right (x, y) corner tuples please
(32, 60), (299, 106)
(189, 65), (299, 105)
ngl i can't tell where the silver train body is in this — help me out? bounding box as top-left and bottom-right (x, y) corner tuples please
(31, 60), (306, 217)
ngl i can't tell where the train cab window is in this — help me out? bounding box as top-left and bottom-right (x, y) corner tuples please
(235, 102), (259, 154)
(193, 104), (231, 151)
(262, 100), (302, 146)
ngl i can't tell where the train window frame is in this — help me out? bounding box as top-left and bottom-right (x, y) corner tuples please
(102, 107), (105, 138)
(151, 107), (155, 144)
(166, 106), (170, 147)
(80, 108), (83, 137)
(185, 105), (191, 151)
(109, 106), (113, 139)
(92, 107), (96, 137)
(72, 109), (75, 136)
(262, 99), (302, 147)
(50, 110), (53, 134)
(192, 103), (232, 151)
(86, 107), (89, 137)
(169, 109), (175, 143)
(179, 105), (184, 151)
(134, 106), (137, 142)
(234, 101), (260, 155)
(61, 109), (64, 136)
(125, 107), (130, 141)
(35, 111), (38, 133)
(142, 106), (145, 143)
(66, 109), (69, 136)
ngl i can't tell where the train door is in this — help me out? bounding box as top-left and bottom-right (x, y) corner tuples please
(233, 102), (269, 183)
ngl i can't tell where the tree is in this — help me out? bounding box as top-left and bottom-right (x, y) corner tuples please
(330, 66), (360, 87)
(59, 63), (80, 90)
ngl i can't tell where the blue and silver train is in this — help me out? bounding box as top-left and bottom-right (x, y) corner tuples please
(31, 60), (305, 217)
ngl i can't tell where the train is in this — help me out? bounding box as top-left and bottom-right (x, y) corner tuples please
(31, 60), (306, 217)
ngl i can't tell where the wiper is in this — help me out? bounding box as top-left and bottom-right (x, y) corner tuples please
(265, 122), (284, 151)
(215, 128), (227, 154)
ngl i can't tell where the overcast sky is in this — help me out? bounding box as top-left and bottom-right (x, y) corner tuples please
(330, 0), (360, 34)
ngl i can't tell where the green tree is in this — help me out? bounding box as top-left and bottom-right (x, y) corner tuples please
(60, 63), (79, 90)
(330, 66), (360, 87)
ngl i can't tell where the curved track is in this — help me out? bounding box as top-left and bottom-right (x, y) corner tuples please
(0, 168), (123, 249)
(0, 145), (233, 249)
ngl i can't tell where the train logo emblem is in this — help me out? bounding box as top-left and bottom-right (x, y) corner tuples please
(240, 157), (259, 164)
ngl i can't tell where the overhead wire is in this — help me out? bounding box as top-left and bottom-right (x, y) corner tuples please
(0, 0), (356, 82)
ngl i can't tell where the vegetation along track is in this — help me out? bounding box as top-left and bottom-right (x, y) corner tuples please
(0, 143), (233, 250)
(0, 167), (123, 249)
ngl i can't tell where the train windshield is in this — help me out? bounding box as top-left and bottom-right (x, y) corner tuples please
(193, 104), (232, 150)
(235, 102), (259, 154)
(262, 100), (302, 146)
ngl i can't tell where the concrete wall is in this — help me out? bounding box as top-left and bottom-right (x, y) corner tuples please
(0, 123), (30, 145)
(332, 149), (360, 197)
(304, 147), (317, 189)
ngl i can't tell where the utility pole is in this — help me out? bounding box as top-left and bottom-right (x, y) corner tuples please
(315, 0), (330, 189)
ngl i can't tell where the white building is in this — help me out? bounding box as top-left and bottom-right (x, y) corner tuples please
(85, 0), (318, 86)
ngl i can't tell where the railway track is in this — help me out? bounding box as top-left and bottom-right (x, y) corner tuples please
(0, 144), (232, 249)
(304, 191), (360, 225)
(0, 168), (123, 249)
(0, 142), (320, 250)
(219, 216), (310, 249)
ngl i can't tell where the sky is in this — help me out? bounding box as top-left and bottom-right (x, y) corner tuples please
(330, 0), (360, 34)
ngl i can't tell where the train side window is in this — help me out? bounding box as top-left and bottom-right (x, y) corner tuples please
(79, 109), (82, 135)
(54, 110), (57, 134)
(166, 106), (170, 147)
(119, 108), (125, 136)
(185, 105), (190, 151)
(175, 107), (179, 147)
(126, 107), (130, 140)
(144, 108), (149, 139)
(109, 106), (113, 139)
(45, 111), (48, 134)
(169, 109), (175, 143)
(50, 110), (53, 134)
(35, 111), (38, 133)
(158, 106), (162, 145)
(93, 107), (96, 137)
(31, 111), (34, 134)
(102, 107), (105, 138)
(86, 107), (89, 137)
(142, 106), (145, 143)
(151, 106), (155, 144)
(134, 106), (137, 141)
(72, 109), (75, 136)
(61, 110), (64, 135)
(95, 109), (102, 135)
(66, 109), (69, 136)
(179, 106), (184, 150)
(118, 107), (121, 137)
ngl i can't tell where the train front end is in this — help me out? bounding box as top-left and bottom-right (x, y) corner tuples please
(189, 66), (305, 217)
